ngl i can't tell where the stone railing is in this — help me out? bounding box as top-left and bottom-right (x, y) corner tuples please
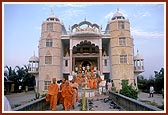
(109, 91), (163, 111)
(12, 97), (49, 111)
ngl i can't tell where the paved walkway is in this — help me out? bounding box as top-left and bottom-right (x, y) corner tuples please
(54, 95), (122, 111)
(137, 92), (164, 107)
(5, 91), (36, 108)
(5, 91), (164, 110)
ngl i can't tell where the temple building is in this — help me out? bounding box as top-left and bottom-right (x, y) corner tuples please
(28, 9), (144, 95)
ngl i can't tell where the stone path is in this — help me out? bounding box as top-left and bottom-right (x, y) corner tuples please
(51, 94), (122, 111)
(5, 91), (36, 108)
(137, 92), (164, 107)
(5, 90), (164, 111)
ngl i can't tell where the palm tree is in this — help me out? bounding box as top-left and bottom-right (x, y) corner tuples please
(4, 66), (14, 80)
(15, 65), (32, 91)
(15, 66), (24, 84)
(4, 66), (17, 92)
(4, 65), (35, 93)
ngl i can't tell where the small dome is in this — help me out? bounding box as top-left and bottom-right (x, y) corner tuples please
(111, 9), (125, 20)
(29, 55), (39, 62)
(134, 50), (144, 60)
(46, 10), (60, 22)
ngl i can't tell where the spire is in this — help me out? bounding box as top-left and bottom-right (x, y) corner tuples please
(137, 50), (139, 54)
(33, 51), (35, 56)
(46, 9), (60, 22)
(50, 8), (55, 17)
(111, 8), (125, 20)
(117, 8), (119, 12)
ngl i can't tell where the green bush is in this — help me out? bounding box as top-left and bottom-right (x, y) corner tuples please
(120, 81), (138, 99)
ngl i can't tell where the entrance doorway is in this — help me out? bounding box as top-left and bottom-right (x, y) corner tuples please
(82, 60), (91, 67)
(73, 58), (98, 72)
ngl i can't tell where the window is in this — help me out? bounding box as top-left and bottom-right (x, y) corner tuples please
(46, 39), (53, 47)
(104, 59), (107, 66)
(119, 37), (126, 46)
(45, 56), (52, 64)
(47, 23), (53, 32)
(65, 60), (68, 67)
(120, 55), (127, 64)
(118, 21), (125, 29)
(44, 81), (51, 90)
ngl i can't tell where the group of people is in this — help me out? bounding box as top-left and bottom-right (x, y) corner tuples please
(46, 78), (78, 111)
(74, 71), (102, 89)
(74, 65), (102, 89)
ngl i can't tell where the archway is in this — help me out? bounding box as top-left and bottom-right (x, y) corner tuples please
(82, 60), (91, 67)
(73, 40), (99, 54)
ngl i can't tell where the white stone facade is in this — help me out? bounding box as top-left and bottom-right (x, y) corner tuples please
(28, 10), (144, 95)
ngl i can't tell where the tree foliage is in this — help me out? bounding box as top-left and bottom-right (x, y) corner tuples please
(4, 65), (34, 92)
(137, 68), (164, 93)
(120, 81), (138, 99)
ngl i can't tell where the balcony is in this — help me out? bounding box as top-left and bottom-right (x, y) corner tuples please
(28, 67), (39, 74)
(134, 66), (144, 73)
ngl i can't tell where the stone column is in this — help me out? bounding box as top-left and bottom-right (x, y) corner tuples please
(70, 39), (72, 75)
(73, 57), (75, 71)
(97, 57), (100, 72)
(70, 49), (72, 75)
(99, 38), (103, 75)
(99, 49), (103, 75)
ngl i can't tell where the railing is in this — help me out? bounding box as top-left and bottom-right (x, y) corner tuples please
(28, 67), (39, 73)
(134, 66), (144, 72)
(109, 91), (162, 111)
(12, 97), (49, 111)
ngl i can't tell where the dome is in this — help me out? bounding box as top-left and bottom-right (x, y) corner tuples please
(111, 9), (125, 20)
(46, 10), (60, 22)
(29, 55), (39, 62)
(134, 50), (144, 60)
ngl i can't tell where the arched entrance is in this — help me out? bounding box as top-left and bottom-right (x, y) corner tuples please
(81, 60), (91, 67)
(73, 40), (99, 54)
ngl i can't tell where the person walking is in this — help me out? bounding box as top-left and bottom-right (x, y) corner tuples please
(59, 78), (66, 110)
(47, 77), (59, 111)
(149, 85), (154, 98)
(70, 80), (79, 109)
(107, 80), (112, 94)
(61, 80), (73, 111)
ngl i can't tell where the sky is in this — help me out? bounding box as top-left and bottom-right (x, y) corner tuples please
(3, 2), (165, 79)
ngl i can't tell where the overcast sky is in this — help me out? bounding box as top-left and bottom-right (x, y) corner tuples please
(3, 2), (165, 79)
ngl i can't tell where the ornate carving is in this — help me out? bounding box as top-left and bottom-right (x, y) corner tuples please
(72, 20), (99, 32)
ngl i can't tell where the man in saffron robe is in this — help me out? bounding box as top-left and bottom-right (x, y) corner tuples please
(90, 77), (94, 89)
(70, 80), (79, 109)
(93, 77), (97, 89)
(59, 78), (66, 109)
(47, 77), (59, 111)
(61, 80), (73, 111)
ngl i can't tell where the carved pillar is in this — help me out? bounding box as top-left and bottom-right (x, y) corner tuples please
(70, 39), (72, 75)
(99, 49), (103, 75)
(73, 57), (75, 71)
(99, 38), (103, 75)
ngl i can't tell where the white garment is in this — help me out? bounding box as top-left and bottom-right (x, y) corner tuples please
(150, 86), (154, 93)
(19, 85), (22, 90)
(107, 82), (112, 91)
(99, 87), (102, 95)
(4, 96), (12, 111)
